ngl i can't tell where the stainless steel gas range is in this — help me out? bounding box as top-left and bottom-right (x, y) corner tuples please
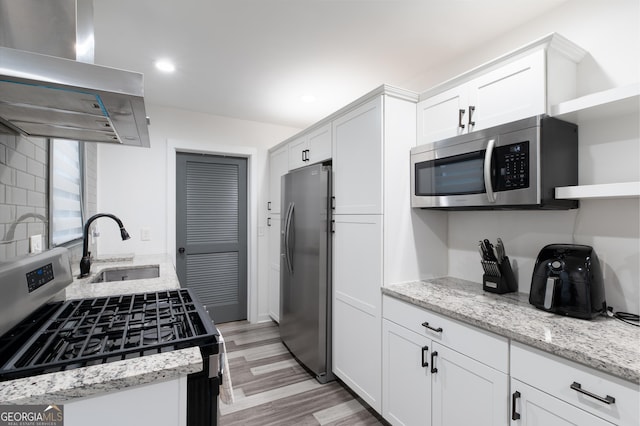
(0, 248), (222, 426)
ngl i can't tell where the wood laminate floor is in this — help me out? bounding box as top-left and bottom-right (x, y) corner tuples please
(218, 320), (387, 426)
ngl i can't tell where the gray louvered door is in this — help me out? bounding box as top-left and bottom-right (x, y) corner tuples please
(176, 153), (247, 323)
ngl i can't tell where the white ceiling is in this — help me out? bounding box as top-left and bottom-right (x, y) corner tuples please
(92, 0), (569, 129)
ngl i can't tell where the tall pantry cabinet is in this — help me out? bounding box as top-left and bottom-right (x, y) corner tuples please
(266, 85), (448, 414)
(331, 87), (447, 412)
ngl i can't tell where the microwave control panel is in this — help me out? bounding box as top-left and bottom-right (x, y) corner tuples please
(495, 141), (529, 191)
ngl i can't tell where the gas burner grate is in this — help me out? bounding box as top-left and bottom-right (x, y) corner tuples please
(0, 289), (217, 381)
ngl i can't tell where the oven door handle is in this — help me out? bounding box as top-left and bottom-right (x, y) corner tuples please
(484, 138), (496, 203)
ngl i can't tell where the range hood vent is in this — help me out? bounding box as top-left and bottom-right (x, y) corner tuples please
(0, 47), (150, 146)
(0, 0), (150, 147)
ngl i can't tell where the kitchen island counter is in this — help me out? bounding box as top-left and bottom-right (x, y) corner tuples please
(383, 277), (640, 384)
(0, 254), (203, 405)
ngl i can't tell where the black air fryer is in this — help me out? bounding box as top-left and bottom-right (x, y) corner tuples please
(529, 244), (606, 319)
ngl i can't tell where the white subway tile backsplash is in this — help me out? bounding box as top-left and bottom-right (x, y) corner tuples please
(15, 138), (35, 159)
(27, 157), (46, 178)
(16, 170), (35, 191)
(0, 134), (49, 261)
(6, 186), (27, 206)
(7, 149), (27, 172)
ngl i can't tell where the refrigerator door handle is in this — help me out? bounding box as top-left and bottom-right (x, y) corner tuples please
(284, 202), (295, 273)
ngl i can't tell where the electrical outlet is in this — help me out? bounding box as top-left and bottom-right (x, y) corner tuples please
(30, 234), (42, 253)
(140, 228), (151, 241)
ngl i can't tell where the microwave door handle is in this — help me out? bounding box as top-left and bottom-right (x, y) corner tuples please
(484, 139), (496, 203)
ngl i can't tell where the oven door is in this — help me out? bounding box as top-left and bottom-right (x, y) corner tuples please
(411, 126), (539, 209)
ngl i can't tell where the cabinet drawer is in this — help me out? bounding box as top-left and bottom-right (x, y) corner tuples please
(511, 342), (639, 426)
(382, 295), (508, 373)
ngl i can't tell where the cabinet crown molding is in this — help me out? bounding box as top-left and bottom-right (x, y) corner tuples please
(419, 32), (586, 101)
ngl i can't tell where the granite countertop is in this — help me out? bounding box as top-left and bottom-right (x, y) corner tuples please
(383, 277), (640, 384)
(0, 254), (204, 405)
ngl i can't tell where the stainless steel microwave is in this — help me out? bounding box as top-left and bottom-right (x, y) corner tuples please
(410, 115), (578, 210)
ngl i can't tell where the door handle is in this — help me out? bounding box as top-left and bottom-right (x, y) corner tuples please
(511, 391), (521, 420)
(458, 109), (466, 129)
(283, 202), (295, 273)
(570, 382), (616, 405)
(430, 351), (438, 373)
(421, 321), (443, 333)
(468, 105), (476, 127)
(483, 138), (496, 203)
(421, 346), (429, 368)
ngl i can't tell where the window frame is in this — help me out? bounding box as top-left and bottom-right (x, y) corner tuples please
(48, 138), (85, 248)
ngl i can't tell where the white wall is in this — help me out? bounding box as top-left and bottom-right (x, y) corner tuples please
(417, 0), (640, 313)
(96, 105), (299, 322)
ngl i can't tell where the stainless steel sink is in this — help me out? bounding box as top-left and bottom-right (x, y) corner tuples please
(90, 265), (160, 283)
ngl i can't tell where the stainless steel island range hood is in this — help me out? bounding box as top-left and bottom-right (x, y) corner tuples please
(0, 0), (150, 147)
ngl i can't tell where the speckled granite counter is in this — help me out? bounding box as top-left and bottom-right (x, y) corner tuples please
(0, 254), (204, 405)
(383, 277), (640, 384)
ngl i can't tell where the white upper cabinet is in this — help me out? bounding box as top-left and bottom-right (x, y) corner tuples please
(268, 145), (289, 214)
(417, 33), (586, 145)
(288, 123), (332, 170)
(468, 49), (546, 130)
(332, 96), (384, 215)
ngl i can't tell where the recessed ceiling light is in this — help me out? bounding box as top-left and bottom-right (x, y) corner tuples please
(155, 59), (176, 73)
(300, 94), (317, 103)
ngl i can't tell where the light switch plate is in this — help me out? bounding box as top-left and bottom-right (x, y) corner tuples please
(140, 228), (151, 241)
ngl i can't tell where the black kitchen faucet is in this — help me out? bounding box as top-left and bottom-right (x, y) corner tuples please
(79, 213), (130, 278)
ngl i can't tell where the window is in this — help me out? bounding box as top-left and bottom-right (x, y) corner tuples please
(50, 139), (84, 246)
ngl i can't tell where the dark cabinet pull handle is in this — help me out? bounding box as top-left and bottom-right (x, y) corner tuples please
(267, 201), (272, 211)
(421, 346), (429, 368)
(570, 382), (616, 405)
(511, 391), (521, 420)
(267, 217), (271, 227)
(421, 321), (443, 333)
(430, 351), (438, 373)
(331, 196), (336, 210)
(468, 105), (476, 127)
(458, 109), (466, 129)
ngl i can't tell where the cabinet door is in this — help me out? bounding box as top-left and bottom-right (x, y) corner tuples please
(267, 214), (281, 322)
(469, 49), (546, 131)
(332, 96), (383, 214)
(382, 319), (431, 426)
(307, 123), (332, 164)
(269, 145), (289, 214)
(288, 136), (308, 170)
(417, 86), (468, 145)
(332, 214), (382, 412)
(510, 379), (614, 426)
(431, 342), (509, 426)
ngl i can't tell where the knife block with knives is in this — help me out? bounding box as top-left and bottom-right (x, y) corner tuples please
(479, 238), (517, 294)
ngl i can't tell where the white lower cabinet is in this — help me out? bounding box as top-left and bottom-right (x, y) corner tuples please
(511, 379), (614, 426)
(333, 214), (383, 411)
(65, 377), (187, 426)
(382, 319), (431, 426)
(431, 342), (508, 426)
(267, 214), (281, 322)
(382, 296), (509, 426)
(510, 342), (639, 426)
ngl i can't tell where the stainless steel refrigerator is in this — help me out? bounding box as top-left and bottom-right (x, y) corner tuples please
(280, 163), (334, 384)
